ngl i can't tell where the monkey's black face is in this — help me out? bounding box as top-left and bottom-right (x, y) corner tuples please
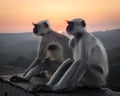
(66, 19), (86, 36)
(33, 24), (39, 34)
(32, 22), (49, 36)
(33, 25), (45, 36)
(66, 21), (75, 34)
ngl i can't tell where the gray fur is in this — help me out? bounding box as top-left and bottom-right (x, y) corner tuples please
(38, 18), (109, 92)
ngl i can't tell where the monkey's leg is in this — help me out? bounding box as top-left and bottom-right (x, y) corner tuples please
(23, 57), (50, 80)
(70, 61), (89, 87)
(32, 58), (73, 92)
(81, 66), (105, 87)
(47, 58), (73, 86)
(10, 64), (43, 82)
(23, 64), (44, 80)
(23, 57), (41, 76)
(52, 60), (81, 91)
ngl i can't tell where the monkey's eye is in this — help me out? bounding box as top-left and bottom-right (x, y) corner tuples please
(81, 20), (86, 27)
(68, 21), (74, 25)
(43, 22), (49, 28)
(34, 24), (39, 27)
(33, 27), (38, 33)
(66, 22), (74, 32)
(32, 23), (39, 27)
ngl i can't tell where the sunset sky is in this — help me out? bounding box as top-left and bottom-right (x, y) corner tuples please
(0, 0), (120, 33)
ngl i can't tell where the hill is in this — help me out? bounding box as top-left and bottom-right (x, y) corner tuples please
(93, 29), (120, 50)
(0, 29), (120, 67)
(0, 29), (120, 91)
(0, 65), (24, 75)
(0, 32), (39, 68)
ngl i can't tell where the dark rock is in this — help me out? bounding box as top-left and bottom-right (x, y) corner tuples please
(0, 78), (120, 96)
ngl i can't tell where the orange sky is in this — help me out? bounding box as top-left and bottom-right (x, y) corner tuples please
(0, 0), (120, 33)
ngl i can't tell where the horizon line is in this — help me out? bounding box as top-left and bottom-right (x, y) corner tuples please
(0, 28), (120, 34)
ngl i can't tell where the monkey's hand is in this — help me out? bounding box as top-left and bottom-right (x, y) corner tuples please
(10, 75), (29, 82)
(41, 57), (51, 64)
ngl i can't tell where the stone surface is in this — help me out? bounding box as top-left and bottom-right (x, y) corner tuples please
(0, 77), (120, 96)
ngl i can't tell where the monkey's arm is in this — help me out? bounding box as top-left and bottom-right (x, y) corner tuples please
(24, 39), (47, 76)
(32, 58), (73, 92)
(80, 39), (92, 65)
(70, 60), (89, 86)
(47, 58), (73, 86)
(69, 37), (76, 48)
(75, 39), (93, 82)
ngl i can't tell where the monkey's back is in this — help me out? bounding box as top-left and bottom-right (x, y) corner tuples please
(40, 30), (73, 61)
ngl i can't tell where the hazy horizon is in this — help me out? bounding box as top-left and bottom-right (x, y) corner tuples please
(0, 28), (120, 35)
(0, 0), (120, 33)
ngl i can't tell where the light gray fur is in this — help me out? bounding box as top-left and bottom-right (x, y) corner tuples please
(23, 20), (73, 80)
(45, 18), (109, 92)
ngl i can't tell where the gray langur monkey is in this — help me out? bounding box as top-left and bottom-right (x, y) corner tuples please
(10, 20), (73, 82)
(46, 44), (64, 63)
(33, 18), (109, 92)
(43, 44), (64, 77)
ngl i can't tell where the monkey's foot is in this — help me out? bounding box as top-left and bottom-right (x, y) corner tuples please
(10, 75), (29, 82)
(32, 84), (52, 92)
(32, 85), (70, 93)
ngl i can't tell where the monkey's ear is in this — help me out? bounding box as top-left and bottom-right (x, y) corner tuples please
(66, 20), (75, 26)
(66, 20), (72, 24)
(81, 20), (86, 27)
(66, 20), (70, 24)
(43, 22), (49, 28)
(32, 22), (37, 26)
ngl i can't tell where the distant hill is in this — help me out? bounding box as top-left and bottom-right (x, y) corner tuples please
(7, 56), (32, 68)
(0, 29), (120, 67)
(0, 33), (38, 50)
(93, 29), (120, 50)
(0, 65), (24, 75)
(0, 32), (40, 68)
(0, 29), (120, 68)
(0, 29), (120, 91)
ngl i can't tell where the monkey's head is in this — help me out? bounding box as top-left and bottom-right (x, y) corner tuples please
(66, 18), (86, 36)
(32, 20), (51, 36)
(47, 44), (63, 62)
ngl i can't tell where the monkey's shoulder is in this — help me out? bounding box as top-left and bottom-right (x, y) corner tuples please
(45, 31), (69, 43)
(51, 31), (69, 39)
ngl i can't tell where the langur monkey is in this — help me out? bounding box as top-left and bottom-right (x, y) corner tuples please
(43, 44), (64, 77)
(10, 20), (73, 82)
(34, 18), (109, 92)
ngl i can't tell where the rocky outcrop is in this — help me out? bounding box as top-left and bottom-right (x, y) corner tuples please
(0, 78), (35, 96)
(0, 65), (24, 75)
(0, 78), (120, 96)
